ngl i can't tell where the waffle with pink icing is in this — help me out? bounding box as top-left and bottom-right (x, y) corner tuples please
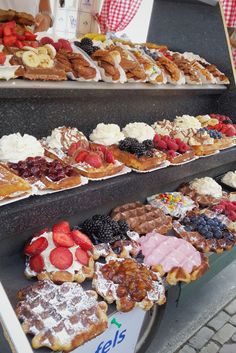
(24, 221), (95, 283)
(92, 257), (166, 312)
(139, 232), (209, 285)
(16, 280), (108, 351)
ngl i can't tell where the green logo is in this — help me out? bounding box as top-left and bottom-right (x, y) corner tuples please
(111, 318), (122, 328)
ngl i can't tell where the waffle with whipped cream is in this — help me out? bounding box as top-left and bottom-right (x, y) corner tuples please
(16, 280), (108, 351)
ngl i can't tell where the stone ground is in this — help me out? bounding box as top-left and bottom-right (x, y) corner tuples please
(146, 259), (236, 353)
(178, 297), (236, 353)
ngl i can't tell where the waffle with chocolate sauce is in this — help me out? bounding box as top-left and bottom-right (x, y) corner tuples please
(111, 201), (172, 234)
(16, 280), (108, 351)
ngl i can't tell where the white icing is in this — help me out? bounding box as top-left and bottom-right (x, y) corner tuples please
(222, 171), (236, 188)
(89, 123), (125, 146)
(152, 120), (174, 135)
(122, 122), (155, 143)
(190, 177), (222, 198)
(45, 127), (87, 151)
(0, 133), (44, 163)
(174, 115), (202, 131)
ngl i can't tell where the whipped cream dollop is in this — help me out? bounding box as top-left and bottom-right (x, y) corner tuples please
(0, 133), (44, 163)
(182, 52), (208, 65)
(174, 115), (202, 131)
(222, 171), (236, 188)
(89, 123), (125, 146)
(122, 122), (155, 143)
(152, 120), (174, 135)
(45, 126), (88, 151)
(190, 177), (223, 198)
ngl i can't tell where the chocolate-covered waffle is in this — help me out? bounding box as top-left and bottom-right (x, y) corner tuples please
(111, 201), (172, 234)
(16, 280), (108, 351)
(92, 257), (166, 312)
(140, 232), (209, 285)
(173, 210), (236, 253)
(43, 126), (124, 178)
(179, 177), (225, 207)
(24, 221), (95, 283)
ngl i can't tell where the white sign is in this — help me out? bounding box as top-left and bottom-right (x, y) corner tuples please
(72, 308), (146, 353)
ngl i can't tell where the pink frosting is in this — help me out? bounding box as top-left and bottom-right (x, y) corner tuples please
(139, 232), (201, 273)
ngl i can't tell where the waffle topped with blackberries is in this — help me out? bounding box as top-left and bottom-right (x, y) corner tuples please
(109, 137), (166, 170)
(111, 201), (172, 235)
(173, 210), (236, 253)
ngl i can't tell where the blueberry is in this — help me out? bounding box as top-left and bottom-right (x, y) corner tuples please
(185, 226), (194, 232)
(214, 230), (222, 239)
(182, 217), (190, 225)
(205, 231), (214, 239)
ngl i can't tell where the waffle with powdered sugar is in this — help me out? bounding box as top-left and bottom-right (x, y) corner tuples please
(16, 280), (108, 351)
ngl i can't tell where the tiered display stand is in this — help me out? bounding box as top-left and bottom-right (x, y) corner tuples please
(0, 1), (235, 352)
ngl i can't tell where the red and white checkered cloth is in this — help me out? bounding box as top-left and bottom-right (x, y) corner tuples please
(98, 0), (143, 33)
(220, 0), (236, 27)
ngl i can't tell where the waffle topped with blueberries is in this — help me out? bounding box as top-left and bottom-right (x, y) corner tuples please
(173, 210), (236, 253)
(109, 137), (166, 170)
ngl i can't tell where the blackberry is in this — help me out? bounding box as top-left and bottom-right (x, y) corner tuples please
(110, 220), (121, 235)
(145, 150), (154, 157)
(74, 41), (81, 48)
(130, 143), (146, 157)
(80, 45), (94, 55)
(143, 139), (154, 150)
(80, 37), (93, 46)
(119, 138), (132, 151)
(81, 219), (94, 235)
(93, 46), (100, 53)
(118, 219), (129, 233)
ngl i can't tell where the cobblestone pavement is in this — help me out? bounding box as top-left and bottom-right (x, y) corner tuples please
(177, 297), (236, 353)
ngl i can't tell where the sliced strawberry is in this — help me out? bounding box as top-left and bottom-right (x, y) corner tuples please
(29, 254), (45, 273)
(3, 35), (17, 47)
(40, 36), (54, 45)
(50, 247), (73, 270)
(16, 34), (26, 41)
(53, 231), (74, 247)
(227, 210), (236, 222)
(52, 221), (70, 234)
(24, 237), (48, 256)
(84, 152), (102, 168)
(33, 228), (49, 238)
(0, 52), (6, 65)
(15, 40), (24, 49)
(95, 144), (107, 153)
(75, 150), (89, 163)
(24, 31), (37, 41)
(75, 247), (89, 266)
(53, 42), (62, 51)
(224, 125), (236, 137)
(68, 142), (77, 156)
(71, 230), (93, 251)
(3, 26), (12, 36)
(30, 41), (39, 48)
(76, 140), (90, 150)
(3, 21), (16, 30)
(226, 203), (236, 212)
(105, 150), (115, 164)
(58, 38), (72, 52)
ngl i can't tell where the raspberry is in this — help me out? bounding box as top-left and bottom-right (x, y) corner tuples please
(167, 140), (178, 151)
(157, 140), (167, 150)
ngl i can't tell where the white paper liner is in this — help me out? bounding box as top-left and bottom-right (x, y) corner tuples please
(31, 176), (88, 195)
(218, 144), (236, 151)
(0, 193), (32, 207)
(199, 150), (220, 157)
(131, 160), (170, 173)
(67, 45), (101, 82)
(0, 55), (20, 80)
(170, 156), (199, 166)
(87, 165), (131, 181)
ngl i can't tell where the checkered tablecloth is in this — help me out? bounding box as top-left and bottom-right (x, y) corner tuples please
(220, 0), (236, 27)
(98, 0), (143, 33)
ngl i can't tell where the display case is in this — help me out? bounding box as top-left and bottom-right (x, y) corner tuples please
(0, 1), (235, 353)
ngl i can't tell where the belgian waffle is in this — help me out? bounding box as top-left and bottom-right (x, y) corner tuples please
(16, 280), (108, 351)
(24, 230), (95, 283)
(173, 210), (236, 253)
(178, 183), (225, 207)
(111, 201), (172, 234)
(91, 49), (122, 81)
(191, 143), (219, 156)
(167, 150), (195, 164)
(109, 145), (166, 171)
(171, 53), (201, 84)
(0, 164), (31, 200)
(92, 258), (166, 312)
(140, 232), (209, 285)
(155, 55), (183, 84)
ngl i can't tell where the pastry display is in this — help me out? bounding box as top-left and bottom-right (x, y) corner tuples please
(153, 134), (195, 164)
(222, 171), (236, 188)
(89, 123), (125, 146)
(139, 232), (209, 284)
(24, 221), (95, 283)
(92, 257), (166, 312)
(0, 164), (32, 201)
(111, 201), (172, 234)
(147, 192), (196, 218)
(173, 210), (236, 253)
(16, 280), (108, 351)
(179, 177), (224, 206)
(43, 126), (124, 178)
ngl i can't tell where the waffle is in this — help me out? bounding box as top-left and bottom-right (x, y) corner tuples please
(132, 50), (165, 83)
(0, 164), (31, 200)
(147, 192), (197, 218)
(0, 9), (35, 25)
(23, 67), (67, 81)
(167, 150), (195, 164)
(171, 53), (201, 84)
(16, 280), (108, 351)
(155, 55), (183, 83)
(140, 232), (209, 285)
(92, 258), (166, 312)
(191, 143), (219, 156)
(91, 49), (122, 81)
(201, 63), (229, 84)
(215, 137), (235, 150)
(111, 201), (172, 234)
(24, 230), (95, 283)
(109, 145), (166, 171)
(178, 183), (225, 207)
(173, 210), (236, 253)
